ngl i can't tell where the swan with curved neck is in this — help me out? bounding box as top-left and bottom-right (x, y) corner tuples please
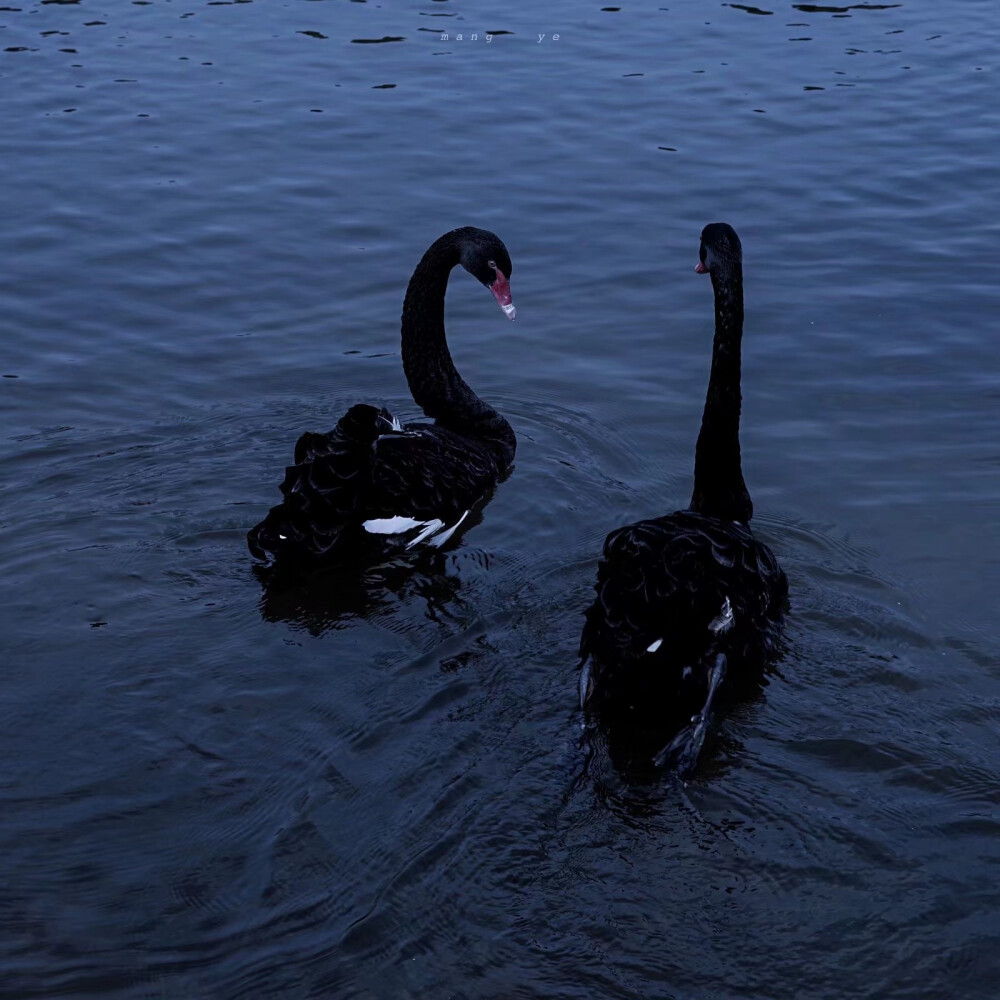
(248, 227), (517, 568)
(579, 222), (787, 774)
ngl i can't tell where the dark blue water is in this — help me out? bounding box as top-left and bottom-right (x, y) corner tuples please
(2, 1), (998, 997)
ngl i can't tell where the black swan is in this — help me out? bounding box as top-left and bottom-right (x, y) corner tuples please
(578, 223), (787, 772)
(248, 227), (517, 567)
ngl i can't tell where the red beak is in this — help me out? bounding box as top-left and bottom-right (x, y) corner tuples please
(695, 261), (708, 274)
(490, 272), (516, 320)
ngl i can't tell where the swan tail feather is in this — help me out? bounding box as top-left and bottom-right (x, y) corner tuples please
(249, 406), (394, 564)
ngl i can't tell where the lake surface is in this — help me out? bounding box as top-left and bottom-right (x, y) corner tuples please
(2, 1), (998, 997)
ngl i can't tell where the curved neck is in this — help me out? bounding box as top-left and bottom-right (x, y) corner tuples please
(689, 262), (753, 523)
(400, 234), (515, 460)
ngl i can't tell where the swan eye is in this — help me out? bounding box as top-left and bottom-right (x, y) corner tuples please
(488, 259), (497, 271)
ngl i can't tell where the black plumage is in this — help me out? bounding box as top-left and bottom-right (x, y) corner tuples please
(579, 223), (787, 770)
(248, 227), (517, 568)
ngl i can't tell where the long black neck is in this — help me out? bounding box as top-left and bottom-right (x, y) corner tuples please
(400, 233), (515, 462)
(689, 260), (753, 523)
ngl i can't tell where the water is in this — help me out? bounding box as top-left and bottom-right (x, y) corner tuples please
(2, 1), (998, 996)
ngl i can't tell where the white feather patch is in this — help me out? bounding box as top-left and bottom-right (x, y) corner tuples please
(389, 415), (402, 432)
(428, 510), (469, 548)
(362, 511), (464, 548)
(709, 596), (734, 634)
(362, 515), (426, 535)
(646, 638), (663, 653)
(406, 519), (445, 547)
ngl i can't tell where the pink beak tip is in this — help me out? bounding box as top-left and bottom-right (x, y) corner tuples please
(490, 272), (516, 320)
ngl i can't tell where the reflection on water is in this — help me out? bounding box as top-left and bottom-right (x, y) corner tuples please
(255, 549), (471, 636)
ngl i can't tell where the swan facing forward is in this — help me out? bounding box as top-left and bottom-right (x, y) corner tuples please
(248, 227), (516, 568)
(579, 223), (787, 772)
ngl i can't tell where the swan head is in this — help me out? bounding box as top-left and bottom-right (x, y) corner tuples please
(455, 227), (516, 321)
(695, 222), (742, 275)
